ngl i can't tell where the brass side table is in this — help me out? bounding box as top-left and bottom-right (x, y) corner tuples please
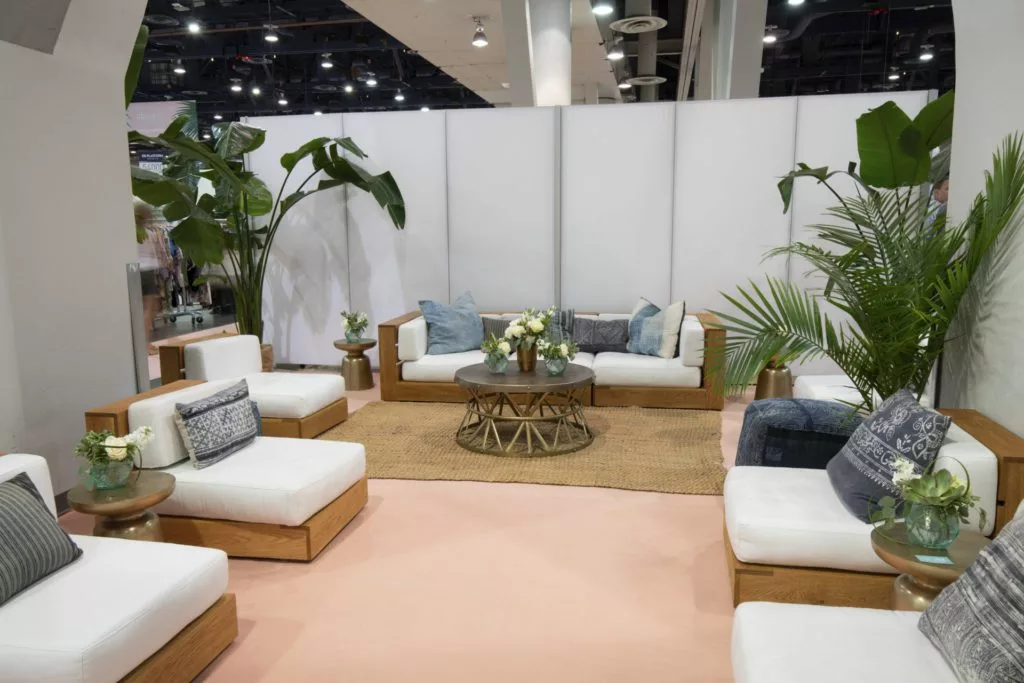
(67, 471), (175, 542)
(870, 522), (989, 611)
(334, 338), (377, 390)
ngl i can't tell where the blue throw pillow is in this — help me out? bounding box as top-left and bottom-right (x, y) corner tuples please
(420, 292), (484, 355)
(627, 300), (661, 355)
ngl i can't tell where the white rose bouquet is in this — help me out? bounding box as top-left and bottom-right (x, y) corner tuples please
(340, 310), (369, 340)
(504, 306), (556, 350)
(75, 425), (154, 468)
(537, 337), (578, 361)
(481, 334), (512, 358)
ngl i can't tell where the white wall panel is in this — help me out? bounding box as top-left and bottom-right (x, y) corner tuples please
(342, 111), (448, 367)
(562, 102), (674, 312)
(246, 113), (348, 366)
(672, 97), (796, 314)
(447, 107), (557, 310)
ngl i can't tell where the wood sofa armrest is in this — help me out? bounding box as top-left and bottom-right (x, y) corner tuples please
(378, 311), (422, 401)
(694, 312), (726, 410)
(85, 380), (205, 436)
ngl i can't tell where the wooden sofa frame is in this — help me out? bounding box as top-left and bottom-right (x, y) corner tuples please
(378, 310), (726, 410)
(84, 383), (367, 562)
(100, 378), (348, 440)
(725, 408), (1024, 609)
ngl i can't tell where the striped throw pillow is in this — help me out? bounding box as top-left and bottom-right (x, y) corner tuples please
(0, 473), (83, 606)
(174, 379), (261, 469)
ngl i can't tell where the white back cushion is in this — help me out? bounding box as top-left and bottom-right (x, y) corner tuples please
(184, 335), (262, 381)
(680, 315), (705, 367)
(128, 380), (235, 468)
(0, 454), (56, 519)
(397, 317), (428, 362)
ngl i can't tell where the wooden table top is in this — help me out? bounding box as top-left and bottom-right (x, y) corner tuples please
(333, 338), (377, 352)
(871, 522), (989, 583)
(67, 470), (175, 517)
(455, 363), (595, 392)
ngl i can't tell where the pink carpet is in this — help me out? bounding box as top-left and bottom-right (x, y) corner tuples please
(60, 381), (750, 682)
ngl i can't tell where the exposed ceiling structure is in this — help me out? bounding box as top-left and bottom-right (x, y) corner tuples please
(135, 0), (490, 132)
(760, 0), (955, 97)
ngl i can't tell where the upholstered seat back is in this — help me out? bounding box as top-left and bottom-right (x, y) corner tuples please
(0, 454), (56, 519)
(127, 380), (236, 468)
(184, 335), (263, 381)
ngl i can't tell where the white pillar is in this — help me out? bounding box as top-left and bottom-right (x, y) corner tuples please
(584, 82), (599, 104)
(501, 0), (536, 107)
(529, 0), (572, 106)
(712, 0), (766, 99)
(694, 0), (717, 99)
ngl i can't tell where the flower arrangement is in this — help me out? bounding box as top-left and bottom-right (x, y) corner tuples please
(537, 337), (578, 361)
(75, 426), (154, 467)
(871, 455), (985, 549)
(504, 307), (556, 350)
(340, 310), (369, 341)
(481, 334), (513, 374)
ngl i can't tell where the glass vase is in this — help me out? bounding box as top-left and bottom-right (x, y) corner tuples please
(905, 503), (960, 549)
(345, 329), (364, 343)
(546, 357), (568, 376)
(485, 354), (509, 374)
(87, 460), (133, 490)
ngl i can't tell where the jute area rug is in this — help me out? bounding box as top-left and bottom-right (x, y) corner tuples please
(319, 401), (725, 495)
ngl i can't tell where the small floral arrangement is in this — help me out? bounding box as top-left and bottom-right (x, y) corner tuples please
(75, 426), (154, 467)
(537, 337), (578, 361)
(340, 310), (369, 338)
(871, 455), (986, 532)
(504, 306), (556, 349)
(481, 334), (512, 358)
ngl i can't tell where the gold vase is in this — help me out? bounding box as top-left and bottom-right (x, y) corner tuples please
(517, 344), (537, 373)
(260, 343), (274, 372)
(754, 362), (793, 399)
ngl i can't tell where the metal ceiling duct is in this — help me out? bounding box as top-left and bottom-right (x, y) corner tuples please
(621, 0), (665, 102)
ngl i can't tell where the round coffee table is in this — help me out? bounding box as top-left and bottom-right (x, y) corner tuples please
(454, 363), (595, 456)
(870, 522), (989, 611)
(67, 470), (175, 542)
(334, 338), (377, 390)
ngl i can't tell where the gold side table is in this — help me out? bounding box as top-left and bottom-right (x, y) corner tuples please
(67, 470), (175, 542)
(334, 338), (377, 391)
(870, 522), (989, 611)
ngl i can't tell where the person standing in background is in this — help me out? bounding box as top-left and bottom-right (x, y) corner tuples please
(925, 176), (949, 230)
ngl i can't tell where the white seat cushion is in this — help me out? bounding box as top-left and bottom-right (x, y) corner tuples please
(724, 467), (894, 573)
(732, 602), (955, 683)
(128, 379), (236, 468)
(0, 454), (56, 518)
(402, 349), (488, 382)
(792, 374), (866, 404)
(243, 372), (345, 419)
(592, 352), (701, 388)
(184, 334), (263, 381)
(154, 436), (366, 526)
(0, 535), (227, 683)
(568, 352), (595, 369)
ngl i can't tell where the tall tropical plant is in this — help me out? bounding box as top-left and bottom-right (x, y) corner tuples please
(129, 117), (405, 339)
(714, 92), (1024, 410)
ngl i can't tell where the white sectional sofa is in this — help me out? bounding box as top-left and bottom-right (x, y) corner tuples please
(0, 454), (236, 682)
(84, 379), (368, 561)
(724, 421), (998, 608)
(183, 334), (348, 438)
(379, 310), (725, 410)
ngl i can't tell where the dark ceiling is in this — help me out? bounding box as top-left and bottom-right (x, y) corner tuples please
(136, 0), (489, 133)
(761, 0), (954, 97)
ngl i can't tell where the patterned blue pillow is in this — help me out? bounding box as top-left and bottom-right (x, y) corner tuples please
(826, 389), (950, 522)
(174, 380), (261, 470)
(420, 291), (484, 355)
(626, 298), (686, 358)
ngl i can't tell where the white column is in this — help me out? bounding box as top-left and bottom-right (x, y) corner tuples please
(584, 82), (599, 104)
(712, 0), (766, 99)
(501, 0), (536, 107)
(694, 0), (717, 99)
(529, 0), (572, 106)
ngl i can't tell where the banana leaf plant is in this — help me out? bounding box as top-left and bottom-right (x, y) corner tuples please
(129, 115), (405, 339)
(713, 92), (1024, 411)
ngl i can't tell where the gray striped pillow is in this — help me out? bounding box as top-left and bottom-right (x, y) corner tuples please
(0, 473), (83, 606)
(174, 379), (261, 469)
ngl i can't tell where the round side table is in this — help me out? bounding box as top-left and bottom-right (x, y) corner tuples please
(871, 522), (989, 611)
(334, 338), (377, 391)
(67, 470), (175, 542)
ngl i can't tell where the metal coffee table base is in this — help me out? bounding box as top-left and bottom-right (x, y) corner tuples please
(456, 387), (593, 456)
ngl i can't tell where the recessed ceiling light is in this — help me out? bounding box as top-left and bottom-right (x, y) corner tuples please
(251, 86), (261, 95)
(230, 83), (242, 93)
(617, 79), (632, 90)
(321, 53), (333, 69)
(344, 84), (354, 93)
(213, 114), (223, 120)
(471, 18), (488, 48)
(313, 110), (323, 116)
(366, 77), (378, 87)
(420, 106), (430, 112)
(187, 21), (201, 33)
(763, 34), (778, 44)
(394, 92), (405, 102)
(278, 97), (288, 105)
(592, 0), (614, 16)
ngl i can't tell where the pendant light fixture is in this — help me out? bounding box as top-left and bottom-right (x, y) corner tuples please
(263, 0), (279, 43)
(320, 53), (334, 69)
(471, 18), (488, 48)
(607, 37), (624, 61)
(592, 0), (614, 16)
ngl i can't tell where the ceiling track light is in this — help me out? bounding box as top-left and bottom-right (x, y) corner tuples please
(471, 17), (488, 48)
(592, 0), (614, 16)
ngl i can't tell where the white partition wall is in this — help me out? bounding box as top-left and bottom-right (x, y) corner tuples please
(672, 97), (797, 313)
(343, 110), (448, 366)
(561, 102), (675, 312)
(447, 107), (558, 309)
(246, 113), (348, 366)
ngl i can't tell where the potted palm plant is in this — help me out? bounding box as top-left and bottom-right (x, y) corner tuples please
(129, 118), (405, 365)
(713, 91), (1024, 411)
